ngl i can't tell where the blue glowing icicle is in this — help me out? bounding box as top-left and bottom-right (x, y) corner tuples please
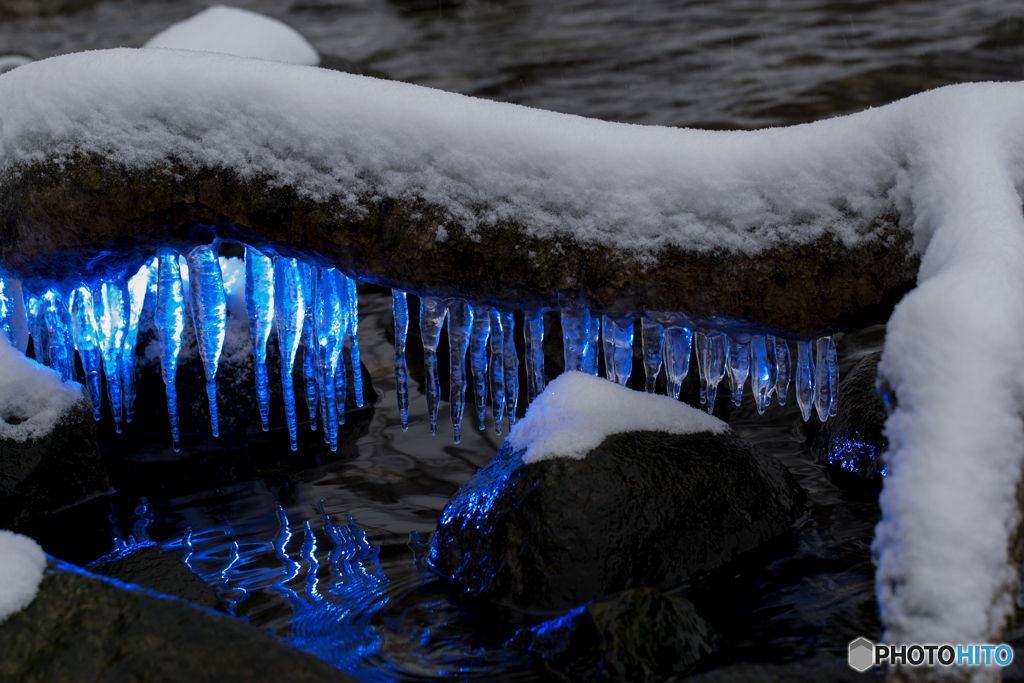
(419, 296), (447, 436)
(601, 316), (634, 386)
(156, 254), (186, 450)
(447, 299), (474, 443)
(694, 331), (707, 404)
(641, 318), (665, 393)
(70, 286), (103, 419)
(501, 311), (519, 427)
(523, 309), (546, 403)
(584, 316), (600, 376)
(774, 337), (791, 406)
(93, 283), (129, 430)
(26, 295), (48, 366)
(392, 290), (410, 432)
(814, 335), (838, 422)
(795, 339), (816, 422)
(244, 247), (275, 432)
(560, 297), (590, 374)
(470, 306), (491, 430)
(186, 244), (227, 438)
(122, 261), (154, 423)
(663, 326), (692, 400)
(343, 275), (363, 408)
(42, 289), (75, 383)
(750, 335), (773, 415)
(275, 257), (306, 450)
(487, 309), (505, 434)
(299, 262), (319, 432)
(702, 333), (726, 414)
(334, 273), (352, 430)
(726, 336), (750, 407)
(314, 268), (348, 451)
(0, 277), (28, 352)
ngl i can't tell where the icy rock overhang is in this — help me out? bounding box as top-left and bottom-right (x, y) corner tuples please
(0, 48), (919, 338)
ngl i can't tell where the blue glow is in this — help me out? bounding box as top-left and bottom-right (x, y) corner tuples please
(122, 260), (154, 423)
(299, 261), (319, 432)
(274, 257), (307, 450)
(43, 288), (75, 383)
(244, 247), (275, 432)
(343, 275), (363, 408)
(559, 296), (590, 374)
(314, 268), (350, 451)
(186, 243), (228, 438)
(825, 429), (887, 478)
(446, 299), (474, 443)
(156, 254), (186, 450)
(70, 286), (103, 419)
(392, 290), (410, 431)
(795, 339), (815, 421)
(725, 335), (750, 406)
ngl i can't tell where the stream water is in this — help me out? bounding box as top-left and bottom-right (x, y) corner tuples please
(2, 0), (1023, 680)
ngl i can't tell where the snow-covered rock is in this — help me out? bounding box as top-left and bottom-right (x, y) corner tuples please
(0, 530), (46, 623)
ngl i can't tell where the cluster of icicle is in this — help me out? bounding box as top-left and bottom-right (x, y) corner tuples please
(0, 243), (365, 453)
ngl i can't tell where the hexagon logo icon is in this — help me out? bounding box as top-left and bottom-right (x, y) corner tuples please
(848, 637), (875, 672)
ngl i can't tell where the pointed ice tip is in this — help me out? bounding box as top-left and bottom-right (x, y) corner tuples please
(401, 424), (409, 433)
(289, 440), (298, 452)
(262, 422), (269, 432)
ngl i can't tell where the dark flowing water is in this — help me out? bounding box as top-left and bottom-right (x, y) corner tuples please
(3, 1), (1023, 680)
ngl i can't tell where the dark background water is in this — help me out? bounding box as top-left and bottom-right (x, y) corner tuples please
(3, 1), (1023, 681)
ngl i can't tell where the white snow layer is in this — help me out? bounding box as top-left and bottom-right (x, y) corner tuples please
(510, 372), (728, 464)
(0, 531), (46, 623)
(3, 49), (1024, 655)
(143, 6), (319, 66)
(0, 332), (84, 442)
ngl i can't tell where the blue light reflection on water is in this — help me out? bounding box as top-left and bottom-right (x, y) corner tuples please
(825, 430), (887, 478)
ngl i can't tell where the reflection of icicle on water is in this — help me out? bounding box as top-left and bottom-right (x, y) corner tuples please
(702, 333), (726, 413)
(274, 257), (307, 450)
(487, 309), (505, 434)
(314, 269), (348, 452)
(343, 276), (363, 408)
(392, 290), (410, 432)
(470, 306), (491, 430)
(70, 287), (103, 419)
(775, 337), (791, 406)
(447, 300), (474, 443)
(122, 261), (154, 423)
(156, 254), (186, 450)
(186, 244), (227, 437)
(0, 276), (29, 352)
(559, 296), (589, 373)
(726, 336), (750, 407)
(523, 309), (545, 403)
(795, 339), (816, 422)
(93, 283), (129, 430)
(501, 311), (518, 428)
(244, 247), (275, 431)
(663, 326), (692, 399)
(814, 335), (838, 421)
(641, 319), (665, 393)
(419, 296), (447, 436)
(750, 335), (772, 414)
(299, 262), (319, 432)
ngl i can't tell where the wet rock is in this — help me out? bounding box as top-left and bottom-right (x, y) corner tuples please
(810, 351), (887, 487)
(430, 429), (804, 610)
(85, 541), (222, 610)
(0, 386), (108, 529)
(0, 559), (358, 683)
(511, 587), (718, 682)
(0, 0), (97, 20)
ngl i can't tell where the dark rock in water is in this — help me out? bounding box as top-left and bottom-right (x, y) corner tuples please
(810, 351), (887, 487)
(85, 541), (222, 611)
(512, 587), (718, 682)
(0, 559), (358, 683)
(430, 429), (804, 610)
(0, 386), (109, 529)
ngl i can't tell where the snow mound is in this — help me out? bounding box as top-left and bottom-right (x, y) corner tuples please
(510, 372), (729, 464)
(0, 331), (85, 442)
(0, 530), (46, 623)
(144, 6), (319, 66)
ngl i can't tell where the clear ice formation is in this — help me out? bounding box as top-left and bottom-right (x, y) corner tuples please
(244, 247), (275, 431)
(501, 311), (518, 428)
(343, 275), (363, 408)
(641, 319), (665, 393)
(299, 261), (319, 432)
(446, 299), (474, 443)
(93, 283), (129, 431)
(726, 336), (750, 407)
(663, 326), (692, 400)
(470, 306), (491, 430)
(392, 290), (410, 432)
(314, 268), (349, 452)
(701, 333), (727, 413)
(0, 276), (29, 352)
(488, 308), (506, 434)
(70, 286), (104, 420)
(275, 256), (307, 450)
(156, 254), (187, 449)
(524, 309), (546, 403)
(775, 339), (791, 406)
(559, 298), (590, 374)
(750, 335), (773, 414)
(602, 316), (634, 386)
(419, 296), (447, 436)
(814, 335), (838, 422)
(186, 244), (228, 438)
(26, 294), (48, 366)
(795, 339), (816, 422)
(40, 289), (74, 384)
(122, 261), (154, 423)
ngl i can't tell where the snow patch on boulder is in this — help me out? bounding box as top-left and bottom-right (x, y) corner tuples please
(0, 530), (46, 623)
(0, 332), (84, 442)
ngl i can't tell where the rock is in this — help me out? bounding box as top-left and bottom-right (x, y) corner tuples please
(683, 652), (878, 682)
(0, 384), (109, 529)
(430, 429), (804, 610)
(810, 351), (887, 487)
(511, 587), (718, 682)
(0, 559), (358, 683)
(0, 0), (97, 20)
(84, 541), (222, 611)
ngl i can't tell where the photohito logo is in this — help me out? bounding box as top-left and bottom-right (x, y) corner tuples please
(848, 638), (1014, 672)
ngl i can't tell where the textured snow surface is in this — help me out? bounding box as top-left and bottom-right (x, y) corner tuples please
(144, 6), (319, 66)
(0, 531), (46, 623)
(0, 332), (84, 442)
(510, 372), (728, 464)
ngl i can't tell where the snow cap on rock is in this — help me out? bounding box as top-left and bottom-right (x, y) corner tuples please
(0, 530), (46, 623)
(0, 332), (84, 443)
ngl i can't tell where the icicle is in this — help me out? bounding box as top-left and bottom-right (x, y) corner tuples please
(26, 295), (48, 366)
(343, 275), (363, 408)
(122, 261), (154, 423)
(750, 335), (772, 415)
(795, 339), (816, 422)
(447, 300), (474, 443)
(334, 274), (352, 429)
(725, 336), (750, 407)
(694, 331), (707, 404)
(559, 296), (590, 373)
(702, 333), (726, 414)
(601, 316), (634, 386)
(641, 318), (665, 393)
(70, 286), (103, 420)
(274, 257), (306, 450)
(392, 290), (410, 432)
(584, 315), (600, 376)
(299, 262), (318, 432)
(186, 244), (227, 438)
(0, 277), (28, 352)
(774, 337), (791, 406)
(93, 283), (129, 430)
(155, 255), (186, 449)
(419, 296), (447, 436)
(314, 269), (348, 451)
(487, 309), (505, 434)
(244, 247), (275, 432)
(501, 311), (519, 427)
(470, 306), (491, 430)
(814, 335), (838, 422)
(523, 309), (546, 403)
(662, 327), (692, 399)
